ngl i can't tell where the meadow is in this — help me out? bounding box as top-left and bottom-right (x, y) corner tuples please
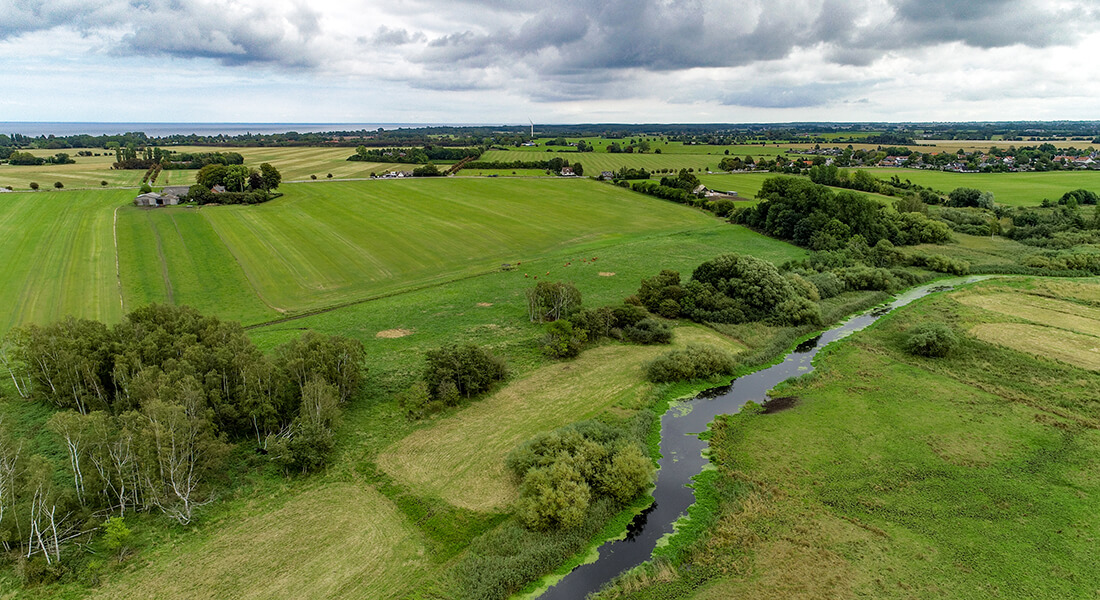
(871, 167), (1100, 206)
(600, 277), (1100, 599)
(3, 178), (779, 332)
(0, 174), (810, 598)
(3, 159), (1098, 599)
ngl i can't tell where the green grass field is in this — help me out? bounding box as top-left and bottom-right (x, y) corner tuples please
(0, 189), (126, 329)
(606, 277), (1100, 599)
(1, 178), (806, 335)
(870, 168), (1100, 206)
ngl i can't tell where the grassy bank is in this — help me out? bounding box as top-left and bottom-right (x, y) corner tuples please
(598, 276), (1100, 599)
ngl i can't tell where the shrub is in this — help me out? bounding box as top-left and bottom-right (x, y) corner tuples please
(541, 319), (586, 359)
(645, 344), (738, 383)
(804, 271), (846, 299)
(139, 182), (152, 194)
(516, 461), (591, 530)
(623, 318), (672, 345)
(904, 322), (958, 357)
(771, 296), (822, 326)
(424, 344), (508, 404)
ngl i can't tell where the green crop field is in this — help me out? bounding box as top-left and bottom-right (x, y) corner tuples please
(870, 168), (1100, 206)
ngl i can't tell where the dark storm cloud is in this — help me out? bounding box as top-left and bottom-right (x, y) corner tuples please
(407, 0), (1098, 86)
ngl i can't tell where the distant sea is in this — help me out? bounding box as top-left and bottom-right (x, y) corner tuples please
(0, 122), (479, 137)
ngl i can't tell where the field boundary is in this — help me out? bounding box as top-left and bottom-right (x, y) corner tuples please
(113, 205), (125, 313)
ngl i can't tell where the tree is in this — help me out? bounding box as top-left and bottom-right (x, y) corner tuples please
(196, 164), (227, 188)
(100, 180), (108, 187)
(259, 163), (282, 190)
(102, 516), (131, 560)
(526, 281), (582, 322)
(572, 162), (584, 176)
(29, 182), (38, 191)
(53, 182), (63, 190)
(138, 399), (226, 524)
(223, 165), (250, 192)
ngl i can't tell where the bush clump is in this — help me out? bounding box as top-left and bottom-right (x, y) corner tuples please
(622, 318), (673, 345)
(645, 344), (738, 383)
(424, 344), (508, 405)
(506, 420), (654, 531)
(904, 322), (958, 357)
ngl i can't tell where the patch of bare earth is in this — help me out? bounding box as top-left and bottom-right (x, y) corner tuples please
(375, 328), (413, 338)
(476, 302), (493, 307)
(599, 272), (616, 277)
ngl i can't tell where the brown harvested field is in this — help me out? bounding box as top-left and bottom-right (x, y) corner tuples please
(969, 322), (1100, 371)
(954, 292), (1100, 337)
(92, 484), (430, 600)
(377, 326), (744, 512)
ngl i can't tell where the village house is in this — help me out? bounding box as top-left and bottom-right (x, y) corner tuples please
(559, 166), (574, 176)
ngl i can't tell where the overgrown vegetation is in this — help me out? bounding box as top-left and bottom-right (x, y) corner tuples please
(454, 416), (654, 600)
(0, 305), (363, 576)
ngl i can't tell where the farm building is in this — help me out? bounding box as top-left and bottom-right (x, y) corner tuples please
(134, 192), (180, 207)
(161, 185), (191, 200)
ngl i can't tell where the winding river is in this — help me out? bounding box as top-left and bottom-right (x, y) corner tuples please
(537, 277), (987, 599)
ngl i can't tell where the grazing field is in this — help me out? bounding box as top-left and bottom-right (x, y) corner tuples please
(378, 325), (746, 512)
(89, 484), (433, 600)
(870, 168), (1100, 206)
(615, 277), (1100, 599)
(0, 189), (126, 330)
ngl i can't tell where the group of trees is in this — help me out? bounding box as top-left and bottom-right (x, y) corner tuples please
(736, 177), (952, 251)
(184, 162), (282, 204)
(347, 145), (482, 164)
(4, 151), (73, 166)
(506, 420), (654, 530)
(636, 254), (822, 326)
(0, 304), (364, 568)
(398, 344), (508, 418)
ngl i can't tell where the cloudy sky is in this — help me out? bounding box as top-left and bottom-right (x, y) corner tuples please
(2, 0), (1098, 124)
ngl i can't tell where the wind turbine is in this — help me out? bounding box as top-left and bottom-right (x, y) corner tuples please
(528, 118), (534, 138)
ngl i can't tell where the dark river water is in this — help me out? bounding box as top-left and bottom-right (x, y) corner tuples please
(537, 277), (986, 599)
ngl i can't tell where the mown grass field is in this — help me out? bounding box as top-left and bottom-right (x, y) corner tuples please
(87, 484), (433, 600)
(614, 277), (1100, 599)
(0, 189), (126, 330)
(4, 178), (802, 333)
(378, 325), (746, 512)
(870, 167), (1100, 206)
